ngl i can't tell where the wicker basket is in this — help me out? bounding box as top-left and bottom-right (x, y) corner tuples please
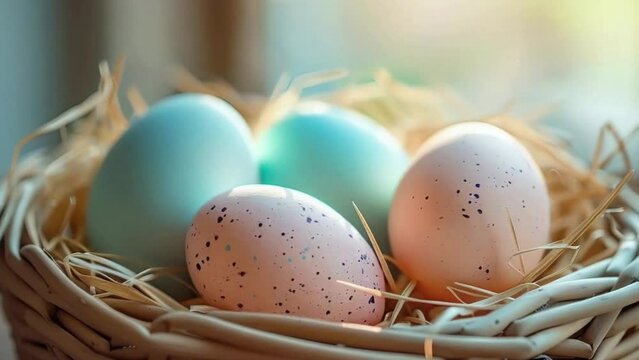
(1, 62), (639, 360)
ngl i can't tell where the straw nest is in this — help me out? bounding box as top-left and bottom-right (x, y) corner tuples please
(1, 60), (638, 359)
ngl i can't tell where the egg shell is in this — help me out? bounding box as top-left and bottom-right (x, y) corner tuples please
(186, 184), (385, 324)
(87, 94), (258, 297)
(388, 122), (550, 302)
(258, 102), (408, 254)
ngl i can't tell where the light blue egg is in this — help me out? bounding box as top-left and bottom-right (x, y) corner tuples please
(258, 102), (408, 253)
(87, 94), (258, 296)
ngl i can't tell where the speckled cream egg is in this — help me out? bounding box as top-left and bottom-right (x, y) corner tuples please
(186, 184), (385, 324)
(389, 122), (550, 302)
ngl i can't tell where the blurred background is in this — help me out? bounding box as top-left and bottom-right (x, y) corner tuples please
(1, 1), (639, 173)
(0, 0), (638, 356)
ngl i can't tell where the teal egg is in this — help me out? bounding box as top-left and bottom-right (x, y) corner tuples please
(87, 94), (258, 296)
(257, 102), (408, 253)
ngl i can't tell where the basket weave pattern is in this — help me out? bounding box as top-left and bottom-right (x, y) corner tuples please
(1, 65), (639, 360)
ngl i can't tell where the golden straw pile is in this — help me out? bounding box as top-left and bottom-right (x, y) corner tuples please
(3, 60), (637, 329)
(178, 67), (637, 307)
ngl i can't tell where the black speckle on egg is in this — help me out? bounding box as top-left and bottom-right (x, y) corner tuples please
(237, 303), (243, 308)
(206, 241), (211, 247)
(217, 216), (223, 223)
(196, 263), (201, 271)
(306, 217), (312, 223)
(462, 214), (470, 219)
(368, 296), (375, 304)
(239, 271), (246, 276)
(477, 209), (483, 214)
(475, 183), (480, 188)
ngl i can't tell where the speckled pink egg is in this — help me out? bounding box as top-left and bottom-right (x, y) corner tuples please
(389, 122), (550, 302)
(186, 184), (385, 324)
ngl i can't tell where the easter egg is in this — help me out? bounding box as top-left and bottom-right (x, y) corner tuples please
(185, 184), (385, 324)
(87, 94), (258, 295)
(389, 122), (549, 301)
(258, 102), (408, 254)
